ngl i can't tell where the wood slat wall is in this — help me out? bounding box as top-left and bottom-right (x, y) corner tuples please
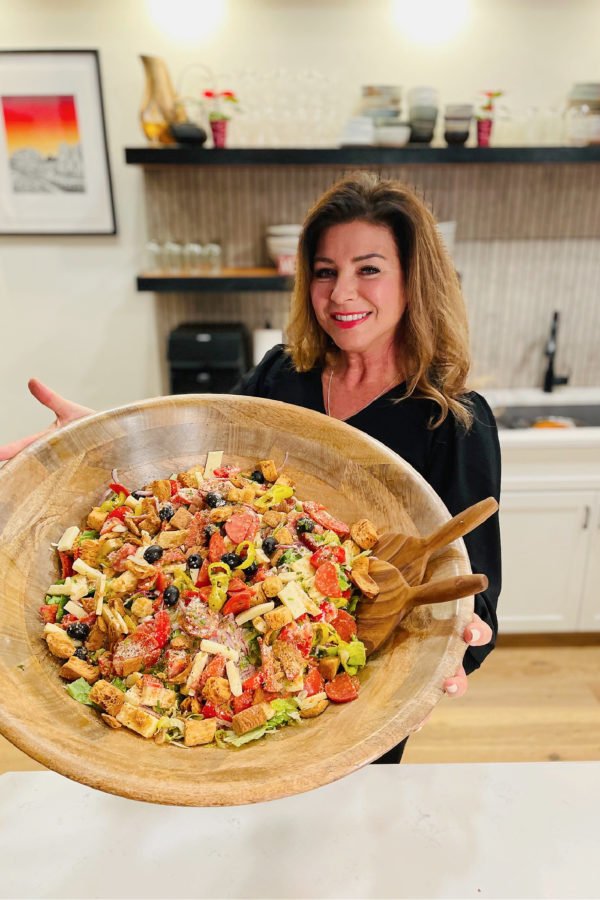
(143, 164), (600, 390)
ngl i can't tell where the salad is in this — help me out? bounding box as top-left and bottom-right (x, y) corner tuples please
(40, 453), (381, 749)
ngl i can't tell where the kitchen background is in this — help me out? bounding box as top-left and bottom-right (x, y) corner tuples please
(1, 0), (600, 444)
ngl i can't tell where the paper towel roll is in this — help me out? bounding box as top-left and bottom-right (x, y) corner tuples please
(253, 328), (283, 365)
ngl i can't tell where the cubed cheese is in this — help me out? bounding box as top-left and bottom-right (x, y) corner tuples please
(57, 526), (80, 552)
(225, 660), (243, 697)
(204, 450), (223, 478)
(200, 640), (239, 662)
(64, 600), (87, 620)
(278, 581), (309, 619)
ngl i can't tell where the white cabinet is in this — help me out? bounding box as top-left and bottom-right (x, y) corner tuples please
(499, 490), (598, 633)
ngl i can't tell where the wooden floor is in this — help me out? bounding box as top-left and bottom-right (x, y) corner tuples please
(1, 635), (599, 773)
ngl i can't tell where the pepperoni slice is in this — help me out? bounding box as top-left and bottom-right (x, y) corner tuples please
(331, 609), (357, 642)
(208, 531), (225, 562)
(325, 672), (360, 703)
(303, 666), (324, 697)
(303, 502), (350, 538)
(225, 513), (253, 545)
(314, 561), (342, 598)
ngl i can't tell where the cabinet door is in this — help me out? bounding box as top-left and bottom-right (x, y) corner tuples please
(579, 496), (600, 631)
(499, 491), (595, 633)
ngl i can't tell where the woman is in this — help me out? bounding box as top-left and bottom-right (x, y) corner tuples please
(1, 174), (499, 762)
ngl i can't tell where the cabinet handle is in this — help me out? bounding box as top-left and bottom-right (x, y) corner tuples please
(582, 505), (591, 529)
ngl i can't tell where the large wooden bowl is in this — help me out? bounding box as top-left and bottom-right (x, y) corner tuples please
(0, 395), (473, 806)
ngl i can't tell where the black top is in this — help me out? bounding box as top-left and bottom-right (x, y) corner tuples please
(232, 345), (501, 676)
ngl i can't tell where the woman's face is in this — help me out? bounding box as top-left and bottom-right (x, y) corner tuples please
(310, 220), (406, 358)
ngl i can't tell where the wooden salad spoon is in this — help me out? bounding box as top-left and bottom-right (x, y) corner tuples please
(357, 558), (488, 655)
(374, 496), (498, 587)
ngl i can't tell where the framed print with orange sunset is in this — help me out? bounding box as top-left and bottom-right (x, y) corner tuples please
(0, 51), (116, 234)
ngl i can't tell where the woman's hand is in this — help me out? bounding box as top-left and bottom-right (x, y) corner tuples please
(0, 379), (94, 461)
(443, 613), (493, 698)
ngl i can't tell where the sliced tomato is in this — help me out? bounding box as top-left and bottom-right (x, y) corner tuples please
(242, 671), (265, 692)
(213, 465), (240, 478)
(58, 550), (73, 579)
(198, 654), (226, 688)
(222, 591), (252, 617)
(165, 648), (189, 679)
(299, 532), (320, 552)
(325, 672), (360, 703)
(227, 576), (247, 593)
(302, 502), (350, 538)
(60, 613), (79, 627)
(107, 505), (130, 522)
(278, 621), (313, 657)
(304, 666), (325, 697)
(312, 599), (338, 624)
(195, 558), (211, 587)
(208, 531), (225, 562)
(331, 609), (357, 642)
(202, 701), (233, 722)
(155, 571), (169, 593)
(137, 573), (158, 591)
(232, 691), (254, 714)
(314, 561), (343, 598)
(250, 566), (268, 584)
(137, 609), (171, 649)
(169, 480), (179, 497)
(198, 585), (212, 602)
(98, 653), (115, 678)
(40, 604), (58, 624)
(309, 545), (345, 568)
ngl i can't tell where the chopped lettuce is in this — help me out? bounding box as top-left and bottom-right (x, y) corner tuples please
(278, 548), (302, 567)
(78, 529), (100, 544)
(219, 698), (301, 748)
(67, 678), (93, 706)
(338, 638), (366, 675)
(111, 677), (127, 693)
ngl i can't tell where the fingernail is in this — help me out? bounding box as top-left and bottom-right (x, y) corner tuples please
(446, 683), (458, 694)
(470, 628), (480, 642)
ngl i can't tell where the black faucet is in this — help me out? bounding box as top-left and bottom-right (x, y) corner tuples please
(543, 311), (569, 393)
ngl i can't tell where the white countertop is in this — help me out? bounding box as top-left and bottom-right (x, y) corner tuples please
(1, 762), (598, 899)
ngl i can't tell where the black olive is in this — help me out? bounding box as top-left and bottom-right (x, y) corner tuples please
(74, 647), (88, 661)
(204, 524), (217, 541)
(243, 561), (259, 578)
(143, 544), (164, 564)
(221, 552), (242, 568)
(262, 536), (277, 556)
(163, 584), (180, 607)
(296, 517), (315, 534)
(66, 622), (91, 641)
(250, 469), (265, 484)
(206, 491), (226, 508)
(131, 490), (144, 500)
(159, 503), (175, 522)
(187, 554), (203, 569)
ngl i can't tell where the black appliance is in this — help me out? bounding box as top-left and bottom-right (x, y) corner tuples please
(167, 322), (250, 394)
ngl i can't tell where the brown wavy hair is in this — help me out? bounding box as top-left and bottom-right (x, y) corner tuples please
(286, 172), (473, 429)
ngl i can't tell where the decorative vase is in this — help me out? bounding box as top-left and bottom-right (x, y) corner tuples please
(210, 119), (228, 148)
(139, 55), (186, 144)
(477, 118), (493, 147)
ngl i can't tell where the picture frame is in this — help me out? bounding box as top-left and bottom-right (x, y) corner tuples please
(0, 49), (117, 235)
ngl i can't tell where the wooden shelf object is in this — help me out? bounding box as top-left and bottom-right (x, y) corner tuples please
(125, 145), (600, 167)
(137, 267), (294, 292)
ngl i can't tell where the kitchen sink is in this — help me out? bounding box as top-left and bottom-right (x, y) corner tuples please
(494, 404), (600, 429)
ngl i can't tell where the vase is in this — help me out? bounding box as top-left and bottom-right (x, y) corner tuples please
(139, 55), (186, 144)
(477, 118), (493, 147)
(210, 119), (228, 148)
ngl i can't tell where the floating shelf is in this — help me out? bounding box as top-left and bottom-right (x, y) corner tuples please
(137, 268), (294, 292)
(125, 145), (600, 166)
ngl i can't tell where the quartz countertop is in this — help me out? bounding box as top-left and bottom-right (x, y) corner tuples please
(1, 762), (598, 899)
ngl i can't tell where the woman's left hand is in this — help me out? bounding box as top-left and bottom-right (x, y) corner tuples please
(443, 613), (493, 698)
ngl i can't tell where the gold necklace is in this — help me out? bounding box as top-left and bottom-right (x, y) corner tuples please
(325, 367), (401, 418)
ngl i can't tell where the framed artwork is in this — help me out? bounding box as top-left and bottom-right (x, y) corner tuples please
(0, 50), (117, 235)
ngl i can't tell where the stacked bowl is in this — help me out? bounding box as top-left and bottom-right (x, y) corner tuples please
(408, 86), (438, 144)
(444, 105), (473, 146)
(266, 224), (302, 274)
(358, 85), (410, 147)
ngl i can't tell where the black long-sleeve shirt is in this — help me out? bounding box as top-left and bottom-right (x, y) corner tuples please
(232, 345), (501, 676)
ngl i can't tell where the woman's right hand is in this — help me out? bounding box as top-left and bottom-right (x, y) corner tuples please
(0, 378), (95, 461)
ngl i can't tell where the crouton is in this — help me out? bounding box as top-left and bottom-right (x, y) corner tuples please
(184, 717), (218, 747)
(259, 459), (278, 482)
(341, 539), (362, 562)
(149, 480), (171, 503)
(87, 507), (109, 532)
(275, 527), (293, 545)
(109, 570), (138, 597)
(139, 512), (161, 536)
(45, 630), (75, 659)
(272, 640), (304, 680)
(209, 506), (233, 523)
(101, 714), (122, 729)
(299, 696), (329, 718)
(170, 507), (193, 530)
(249, 584), (267, 606)
(140, 498), (158, 516)
(131, 596), (153, 618)
(275, 474), (295, 488)
(140, 680), (177, 709)
(262, 575), (284, 598)
(318, 657), (340, 681)
(232, 704), (268, 736)
(350, 518), (379, 550)
(271, 548), (285, 566)
(156, 530), (188, 549)
(60, 656), (100, 684)
(177, 472), (198, 489)
(227, 487), (244, 503)
(202, 676), (232, 706)
(85, 623), (106, 653)
(240, 487), (255, 504)
(262, 510), (287, 528)
(116, 702), (159, 738)
(79, 539), (101, 568)
(120, 655), (144, 677)
(89, 679), (125, 716)
(263, 605), (293, 631)
(349, 566), (379, 599)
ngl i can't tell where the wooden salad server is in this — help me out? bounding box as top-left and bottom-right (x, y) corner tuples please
(374, 496), (498, 587)
(357, 558), (488, 655)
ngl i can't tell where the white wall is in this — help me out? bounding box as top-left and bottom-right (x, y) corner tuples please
(2, 0), (600, 445)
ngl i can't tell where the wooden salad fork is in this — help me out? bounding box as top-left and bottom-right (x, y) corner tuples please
(357, 558), (488, 655)
(374, 496), (498, 587)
